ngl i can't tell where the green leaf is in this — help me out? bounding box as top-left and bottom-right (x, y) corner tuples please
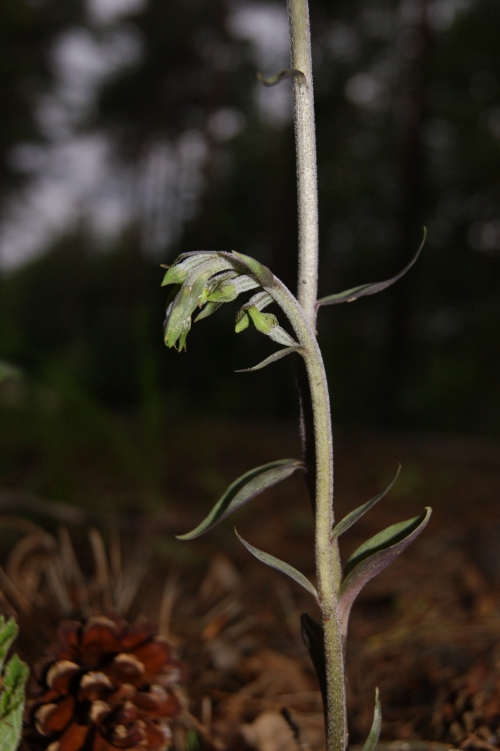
(0, 655), (29, 750)
(235, 346), (303, 372)
(344, 507), (431, 575)
(338, 508), (431, 636)
(331, 465), (401, 539)
(235, 529), (319, 600)
(0, 618), (29, 751)
(362, 688), (382, 751)
(0, 618), (17, 674)
(177, 459), (304, 540)
(317, 229), (426, 307)
(301, 614), (326, 709)
(0, 362), (20, 384)
(231, 251), (275, 287)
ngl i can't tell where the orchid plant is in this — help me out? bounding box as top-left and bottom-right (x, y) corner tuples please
(161, 2), (430, 750)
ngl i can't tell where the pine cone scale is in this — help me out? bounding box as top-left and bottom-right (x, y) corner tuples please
(24, 616), (181, 751)
(35, 696), (76, 734)
(46, 661), (81, 693)
(58, 720), (90, 751)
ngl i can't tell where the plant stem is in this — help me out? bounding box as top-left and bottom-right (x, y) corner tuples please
(269, 279), (346, 751)
(285, 1), (346, 749)
(287, 0), (319, 327)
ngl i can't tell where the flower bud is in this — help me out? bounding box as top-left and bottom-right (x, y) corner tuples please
(248, 307), (279, 334)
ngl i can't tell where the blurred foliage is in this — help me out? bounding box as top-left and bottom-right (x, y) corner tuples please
(1, 0), (500, 506)
(0, 0), (84, 195)
(0, 617), (28, 751)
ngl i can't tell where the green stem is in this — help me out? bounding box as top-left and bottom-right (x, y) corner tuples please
(285, 1), (346, 748)
(287, 0), (319, 327)
(269, 279), (346, 751)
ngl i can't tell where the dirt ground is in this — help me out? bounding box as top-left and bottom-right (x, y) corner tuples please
(4, 419), (500, 751)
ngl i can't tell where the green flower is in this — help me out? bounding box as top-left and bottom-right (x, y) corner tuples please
(162, 251), (280, 351)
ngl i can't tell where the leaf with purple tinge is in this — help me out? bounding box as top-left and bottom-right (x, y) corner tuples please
(331, 465), (401, 539)
(236, 346), (303, 372)
(177, 459), (304, 540)
(338, 507), (432, 637)
(317, 229), (426, 307)
(235, 530), (319, 601)
(301, 614), (326, 710)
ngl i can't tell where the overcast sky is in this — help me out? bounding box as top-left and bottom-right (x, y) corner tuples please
(0, 0), (292, 272)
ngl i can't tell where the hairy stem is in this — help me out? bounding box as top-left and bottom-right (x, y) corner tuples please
(269, 279), (346, 751)
(287, 0), (319, 327)
(285, 1), (346, 748)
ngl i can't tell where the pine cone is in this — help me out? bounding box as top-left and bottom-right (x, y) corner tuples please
(24, 615), (182, 751)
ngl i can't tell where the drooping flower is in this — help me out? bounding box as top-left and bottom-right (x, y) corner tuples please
(161, 251), (296, 352)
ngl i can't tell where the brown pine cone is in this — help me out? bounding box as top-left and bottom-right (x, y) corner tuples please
(23, 615), (183, 751)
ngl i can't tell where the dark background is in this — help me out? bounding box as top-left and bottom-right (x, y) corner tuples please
(1, 0), (500, 509)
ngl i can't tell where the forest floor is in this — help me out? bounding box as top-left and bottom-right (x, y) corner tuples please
(3, 418), (500, 751)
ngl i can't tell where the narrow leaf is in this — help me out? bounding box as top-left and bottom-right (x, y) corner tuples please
(177, 459), (304, 540)
(268, 326), (298, 347)
(235, 530), (319, 600)
(344, 507), (432, 576)
(231, 251), (275, 287)
(301, 614), (327, 709)
(317, 229), (426, 307)
(236, 346), (303, 372)
(362, 688), (382, 751)
(338, 508), (431, 637)
(331, 465), (401, 539)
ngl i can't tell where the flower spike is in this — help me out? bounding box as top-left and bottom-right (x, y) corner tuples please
(162, 251), (283, 352)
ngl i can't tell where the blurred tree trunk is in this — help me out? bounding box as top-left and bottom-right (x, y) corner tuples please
(379, 0), (432, 423)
